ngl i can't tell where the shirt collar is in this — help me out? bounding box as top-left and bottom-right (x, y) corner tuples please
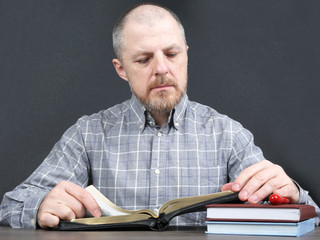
(129, 93), (189, 132)
(129, 94), (147, 131)
(172, 93), (188, 130)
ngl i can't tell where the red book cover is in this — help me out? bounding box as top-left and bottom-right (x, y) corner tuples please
(206, 204), (316, 223)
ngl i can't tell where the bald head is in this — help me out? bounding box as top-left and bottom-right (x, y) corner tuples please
(112, 3), (186, 61)
(127, 4), (168, 26)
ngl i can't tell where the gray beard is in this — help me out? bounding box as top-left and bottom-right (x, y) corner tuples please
(143, 89), (185, 114)
(129, 76), (187, 114)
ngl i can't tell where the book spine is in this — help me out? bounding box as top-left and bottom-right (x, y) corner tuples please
(299, 207), (316, 222)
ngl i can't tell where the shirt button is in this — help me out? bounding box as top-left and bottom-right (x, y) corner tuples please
(157, 132), (162, 137)
(31, 219), (35, 226)
(154, 169), (160, 175)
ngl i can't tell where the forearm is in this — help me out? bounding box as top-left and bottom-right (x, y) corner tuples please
(0, 121), (90, 228)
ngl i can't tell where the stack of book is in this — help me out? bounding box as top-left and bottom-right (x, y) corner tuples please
(205, 203), (316, 237)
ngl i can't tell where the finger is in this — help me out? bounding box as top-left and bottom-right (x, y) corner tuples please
(246, 175), (282, 203)
(238, 164), (279, 201)
(38, 212), (60, 229)
(55, 203), (77, 221)
(221, 182), (233, 191)
(55, 189), (86, 218)
(273, 182), (300, 203)
(37, 202), (76, 229)
(41, 202), (77, 221)
(61, 181), (101, 217)
(41, 182), (86, 219)
(242, 164), (297, 203)
(231, 160), (273, 192)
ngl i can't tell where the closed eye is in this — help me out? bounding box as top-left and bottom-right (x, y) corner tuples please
(137, 57), (150, 64)
(166, 53), (177, 58)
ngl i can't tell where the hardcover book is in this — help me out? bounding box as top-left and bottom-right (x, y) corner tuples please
(206, 203), (316, 222)
(206, 218), (315, 237)
(57, 185), (240, 231)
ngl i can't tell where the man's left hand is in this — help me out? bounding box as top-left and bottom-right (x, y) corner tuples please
(221, 160), (300, 204)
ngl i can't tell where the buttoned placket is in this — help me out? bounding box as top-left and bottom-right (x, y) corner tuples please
(143, 109), (179, 211)
(148, 124), (171, 212)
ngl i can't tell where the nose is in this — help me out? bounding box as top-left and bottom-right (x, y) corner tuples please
(153, 54), (168, 76)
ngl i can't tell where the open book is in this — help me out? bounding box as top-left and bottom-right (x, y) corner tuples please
(57, 185), (240, 231)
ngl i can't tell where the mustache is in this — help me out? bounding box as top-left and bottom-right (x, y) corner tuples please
(147, 76), (177, 91)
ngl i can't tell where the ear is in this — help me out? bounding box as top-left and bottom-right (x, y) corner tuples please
(112, 59), (128, 82)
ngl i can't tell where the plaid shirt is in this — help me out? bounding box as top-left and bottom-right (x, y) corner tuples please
(0, 94), (316, 228)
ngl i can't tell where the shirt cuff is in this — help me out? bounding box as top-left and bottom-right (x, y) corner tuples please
(292, 179), (309, 204)
(20, 191), (48, 229)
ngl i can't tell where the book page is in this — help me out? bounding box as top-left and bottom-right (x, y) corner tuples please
(85, 185), (157, 218)
(159, 190), (235, 215)
(86, 185), (130, 216)
(72, 212), (152, 225)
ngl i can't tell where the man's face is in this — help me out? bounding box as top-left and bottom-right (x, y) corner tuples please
(114, 15), (188, 113)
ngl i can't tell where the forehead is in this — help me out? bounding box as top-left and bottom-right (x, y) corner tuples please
(122, 15), (184, 53)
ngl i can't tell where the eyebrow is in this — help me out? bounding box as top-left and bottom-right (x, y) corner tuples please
(164, 44), (183, 52)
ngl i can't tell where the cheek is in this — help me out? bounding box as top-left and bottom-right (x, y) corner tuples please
(172, 64), (187, 84)
(128, 74), (150, 95)
(130, 81), (145, 94)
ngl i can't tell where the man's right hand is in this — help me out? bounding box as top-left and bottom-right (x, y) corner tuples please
(37, 181), (101, 228)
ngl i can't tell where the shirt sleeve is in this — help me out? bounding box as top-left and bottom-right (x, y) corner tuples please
(295, 181), (320, 225)
(0, 119), (90, 228)
(227, 121), (265, 181)
(227, 121), (320, 225)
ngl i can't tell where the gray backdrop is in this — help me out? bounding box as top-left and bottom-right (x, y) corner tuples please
(1, 0), (319, 205)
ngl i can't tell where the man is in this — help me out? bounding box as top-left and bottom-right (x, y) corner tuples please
(0, 3), (318, 229)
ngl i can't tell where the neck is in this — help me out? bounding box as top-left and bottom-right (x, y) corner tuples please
(150, 111), (170, 127)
